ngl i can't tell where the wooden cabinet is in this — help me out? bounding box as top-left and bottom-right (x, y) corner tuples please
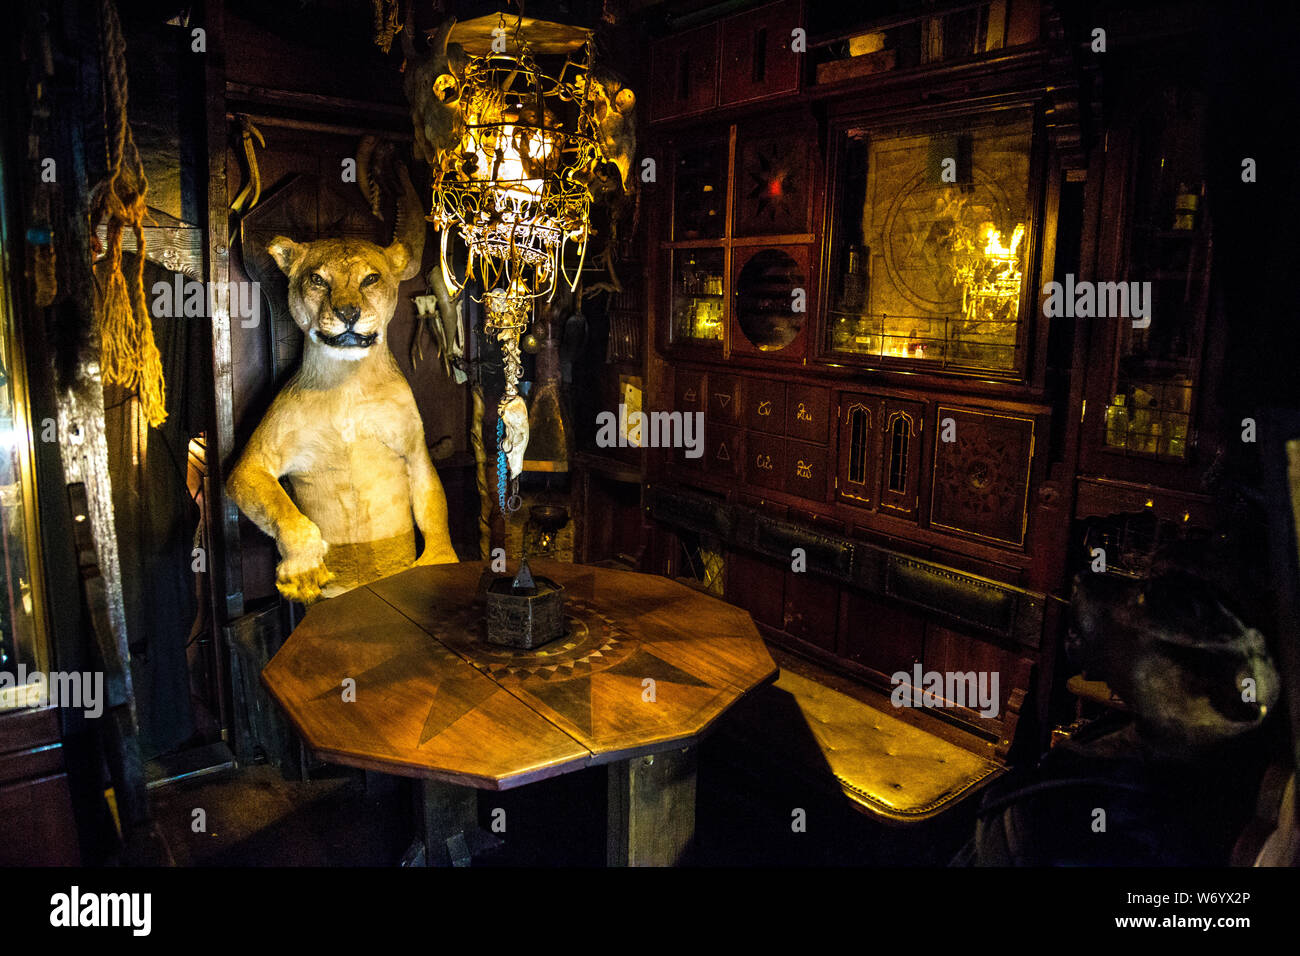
(650, 23), (720, 122)
(719, 0), (804, 107)
(659, 111), (819, 363)
(651, 1), (804, 122)
(1078, 43), (1221, 497)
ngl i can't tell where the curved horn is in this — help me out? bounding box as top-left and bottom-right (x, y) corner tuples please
(389, 162), (426, 281)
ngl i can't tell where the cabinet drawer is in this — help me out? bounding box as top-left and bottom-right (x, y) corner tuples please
(745, 431), (785, 492)
(785, 439), (828, 501)
(675, 369), (706, 417)
(707, 373), (742, 425)
(745, 379), (785, 434)
(706, 424), (743, 478)
(786, 384), (829, 443)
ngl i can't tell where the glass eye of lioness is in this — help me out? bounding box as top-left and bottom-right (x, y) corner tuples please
(308, 273), (327, 288)
(360, 273), (380, 288)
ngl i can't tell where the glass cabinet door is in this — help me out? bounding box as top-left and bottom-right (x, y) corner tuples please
(670, 248), (726, 346)
(0, 206), (50, 707)
(822, 110), (1035, 375)
(1103, 86), (1210, 462)
(673, 142), (727, 241)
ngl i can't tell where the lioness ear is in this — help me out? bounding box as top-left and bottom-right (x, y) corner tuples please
(266, 236), (304, 276)
(384, 240), (421, 281)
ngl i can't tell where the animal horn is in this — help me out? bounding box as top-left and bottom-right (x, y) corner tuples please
(390, 163), (426, 281)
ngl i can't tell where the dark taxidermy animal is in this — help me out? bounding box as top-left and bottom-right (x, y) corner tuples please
(1068, 564), (1279, 755)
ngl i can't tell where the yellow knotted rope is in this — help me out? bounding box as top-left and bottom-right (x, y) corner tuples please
(90, 0), (166, 428)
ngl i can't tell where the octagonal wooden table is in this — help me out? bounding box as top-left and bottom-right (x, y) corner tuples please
(262, 559), (777, 865)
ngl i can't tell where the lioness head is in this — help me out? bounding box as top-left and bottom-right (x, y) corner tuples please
(266, 236), (420, 361)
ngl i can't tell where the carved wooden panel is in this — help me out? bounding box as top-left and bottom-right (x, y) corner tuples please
(674, 369), (706, 420)
(707, 373), (742, 425)
(745, 431), (785, 493)
(784, 439), (827, 502)
(929, 406), (1034, 547)
(746, 378), (786, 434)
(878, 399), (924, 519)
(785, 383), (829, 443)
(837, 393), (880, 509)
(707, 424), (743, 480)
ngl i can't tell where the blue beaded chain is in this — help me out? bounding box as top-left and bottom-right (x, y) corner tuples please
(496, 416), (507, 512)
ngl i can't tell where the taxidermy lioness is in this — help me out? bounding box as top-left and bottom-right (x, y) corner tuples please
(226, 235), (458, 604)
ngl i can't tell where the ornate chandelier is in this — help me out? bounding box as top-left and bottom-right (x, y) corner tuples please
(419, 13), (632, 512)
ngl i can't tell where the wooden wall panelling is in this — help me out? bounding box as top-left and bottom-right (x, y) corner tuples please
(923, 622), (1033, 744)
(839, 592), (925, 679)
(782, 569), (840, 653)
(725, 551), (785, 630)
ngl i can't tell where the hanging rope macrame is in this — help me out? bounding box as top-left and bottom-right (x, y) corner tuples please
(90, 0), (167, 428)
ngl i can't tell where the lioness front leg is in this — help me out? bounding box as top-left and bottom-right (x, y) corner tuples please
(227, 455), (335, 603)
(407, 441), (459, 566)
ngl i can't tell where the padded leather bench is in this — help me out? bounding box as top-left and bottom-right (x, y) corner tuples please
(719, 665), (1003, 823)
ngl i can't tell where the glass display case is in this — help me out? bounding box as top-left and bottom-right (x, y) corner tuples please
(0, 222), (50, 708)
(822, 110), (1035, 374)
(1102, 87), (1210, 462)
(673, 142), (727, 241)
(670, 248), (725, 345)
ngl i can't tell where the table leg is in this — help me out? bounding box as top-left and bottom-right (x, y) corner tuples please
(417, 779), (478, 867)
(606, 747), (697, 866)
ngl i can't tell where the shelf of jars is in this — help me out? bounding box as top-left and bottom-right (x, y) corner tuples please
(669, 247), (726, 346)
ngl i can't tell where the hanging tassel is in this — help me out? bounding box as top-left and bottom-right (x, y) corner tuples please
(90, 0), (167, 429)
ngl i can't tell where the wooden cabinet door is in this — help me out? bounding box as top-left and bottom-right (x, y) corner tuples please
(719, 0), (804, 106)
(878, 399), (924, 519)
(651, 24), (720, 121)
(837, 393), (880, 509)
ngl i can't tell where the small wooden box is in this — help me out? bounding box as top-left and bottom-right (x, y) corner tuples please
(485, 575), (567, 649)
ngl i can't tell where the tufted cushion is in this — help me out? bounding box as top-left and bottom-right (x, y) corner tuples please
(726, 669), (1003, 822)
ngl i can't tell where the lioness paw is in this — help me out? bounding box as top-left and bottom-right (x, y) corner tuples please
(413, 546), (458, 567)
(276, 560), (334, 605)
(277, 521), (332, 603)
